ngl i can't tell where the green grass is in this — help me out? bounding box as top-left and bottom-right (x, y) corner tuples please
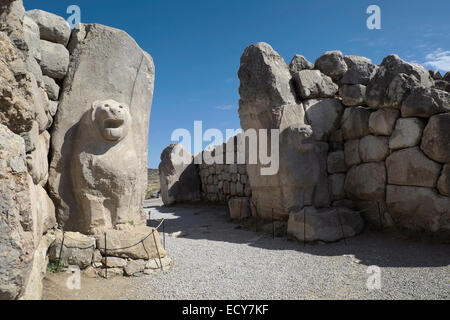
(47, 261), (65, 273)
(146, 168), (160, 199)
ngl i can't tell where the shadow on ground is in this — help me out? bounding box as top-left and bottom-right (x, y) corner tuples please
(144, 199), (450, 269)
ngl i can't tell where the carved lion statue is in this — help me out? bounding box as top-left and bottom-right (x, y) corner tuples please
(71, 99), (146, 234)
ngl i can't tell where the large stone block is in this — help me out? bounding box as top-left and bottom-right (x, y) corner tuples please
(48, 231), (97, 269)
(386, 185), (450, 232)
(345, 162), (386, 201)
(437, 164), (450, 196)
(339, 84), (366, 107)
(95, 226), (166, 260)
(293, 69), (338, 99)
(327, 150), (346, 173)
(287, 207), (364, 242)
(314, 50), (347, 81)
(386, 147), (442, 188)
(328, 174), (346, 201)
(0, 124), (35, 300)
(49, 24), (155, 233)
(26, 9), (71, 46)
(344, 139), (361, 168)
(341, 55), (377, 85)
(228, 197), (251, 220)
(420, 113), (450, 163)
(369, 108), (400, 136)
(366, 54), (433, 109)
(401, 87), (450, 117)
(359, 135), (389, 162)
(289, 54), (313, 74)
(303, 98), (344, 141)
(341, 107), (370, 140)
(159, 144), (201, 206)
(389, 118), (424, 150)
(38, 39), (69, 80)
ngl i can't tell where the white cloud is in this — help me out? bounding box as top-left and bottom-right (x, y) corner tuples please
(424, 48), (450, 72)
(215, 104), (235, 110)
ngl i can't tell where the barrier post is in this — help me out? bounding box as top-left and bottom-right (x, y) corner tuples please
(104, 232), (108, 279)
(57, 233), (65, 269)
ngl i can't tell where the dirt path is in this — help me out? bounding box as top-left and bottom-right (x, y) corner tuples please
(43, 199), (450, 300)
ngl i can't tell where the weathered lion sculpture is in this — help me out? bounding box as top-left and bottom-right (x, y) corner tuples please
(71, 99), (146, 234)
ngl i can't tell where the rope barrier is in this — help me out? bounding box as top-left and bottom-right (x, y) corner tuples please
(56, 218), (167, 278)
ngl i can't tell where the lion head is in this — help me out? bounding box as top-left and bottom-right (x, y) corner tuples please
(91, 99), (131, 142)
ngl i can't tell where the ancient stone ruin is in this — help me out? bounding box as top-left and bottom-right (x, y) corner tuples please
(0, 1), (165, 300)
(160, 42), (450, 243)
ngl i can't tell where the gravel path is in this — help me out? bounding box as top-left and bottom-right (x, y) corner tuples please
(43, 199), (450, 300)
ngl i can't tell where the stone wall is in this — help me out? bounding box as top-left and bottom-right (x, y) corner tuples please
(0, 0), (62, 300)
(0, 1), (157, 299)
(199, 137), (252, 203)
(237, 43), (450, 239)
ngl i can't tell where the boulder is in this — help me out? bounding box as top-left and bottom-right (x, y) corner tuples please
(25, 9), (71, 46)
(124, 260), (146, 276)
(353, 200), (394, 229)
(435, 80), (450, 93)
(238, 42), (309, 219)
(0, 32), (35, 134)
(26, 130), (50, 186)
(384, 73), (419, 108)
(366, 54), (434, 108)
(341, 55), (377, 85)
(0, 124), (35, 299)
(23, 16), (40, 62)
(341, 107), (370, 140)
(159, 144), (201, 206)
(48, 231), (96, 269)
(49, 24), (155, 232)
(344, 139), (361, 168)
(228, 197), (250, 220)
(437, 164), (450, 196)
(328, 174), (346, 201)
(386, 147), (442, 188)
(95, 226), (166, 260)
(314, 50), (347, 81)
(389, 118), (424, 150)
(293, 69), (338, 99)
(145, 256), (173, 271)
(401, 87), (450, 117)
(101, 257), (127, 268)
(345, 162), (386, 200)
(287, 207), (364, 242)
(339, 84), (366, 106)
(386, 185), (450, 232)
(289, 54), (313, 74)
(327, 150), (346, 173)
(42, 75), (59, 100)
(369, 108), (400, 136)
(303, 98), (344, 141)
(420, 113), (450, 163)
(279, 126), (331, 213)
(359, 135), (389, 162)
(38, 39), (69, 80)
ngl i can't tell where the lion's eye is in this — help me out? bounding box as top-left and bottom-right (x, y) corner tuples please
(119, 105), (123, 109)
(105, 104), (110, 108)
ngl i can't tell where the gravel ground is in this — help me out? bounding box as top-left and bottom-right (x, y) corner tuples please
(43, 199), (449, 300)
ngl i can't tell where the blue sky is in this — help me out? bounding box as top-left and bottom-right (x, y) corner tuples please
(26, 0), (450, 168)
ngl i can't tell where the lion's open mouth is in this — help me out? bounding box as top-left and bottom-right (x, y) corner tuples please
(103, 119), (124, 129)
